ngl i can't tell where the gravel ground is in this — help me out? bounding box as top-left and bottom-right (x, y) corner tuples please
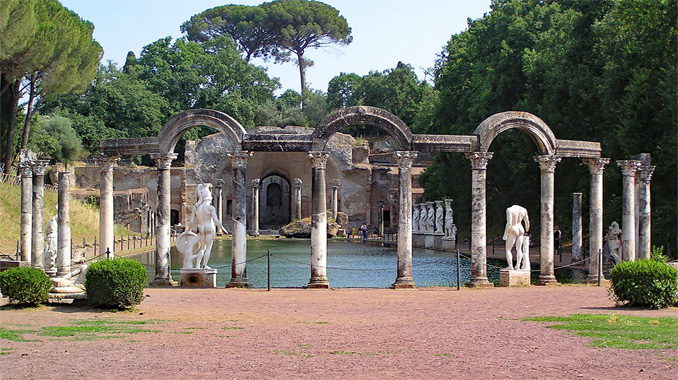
(1, 285), (676, 379)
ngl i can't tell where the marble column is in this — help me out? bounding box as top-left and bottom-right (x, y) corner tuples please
(226, 152), (251, 288)
(330, 179), (340, 220)
(534, 155), (561, 285)
(308, 151), (329, 288)
(571, 193), (583, 262)
(378, 200), (385, 236)
(636, 165), (655, 259)
(251, 179), (260, 237)
(294, 178), (302, 220)
(20, 163), (33, 262)
(465, 152), (493, 287)
(151, 154), (178, 286)
(392, 151), (417, 289)
(583, 158), (610, 283)
(97, 155), (117, 257)
(617, 160), (641, 261)
(215, 179), (224, 235)
(57, 172), (71, 277)
(31, 160), (48, 269)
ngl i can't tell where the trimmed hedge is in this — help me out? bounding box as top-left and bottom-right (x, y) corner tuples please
(0, 267), (52, 306)
(610, 259), (678, 309)
(86, 258), (146, 309)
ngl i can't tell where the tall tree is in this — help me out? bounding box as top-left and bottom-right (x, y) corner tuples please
(0, 0), (101, 172)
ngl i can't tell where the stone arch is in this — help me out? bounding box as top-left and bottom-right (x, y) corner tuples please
(312, 106), (412, 151)
(158, 109), (247, 155)
(473, 111), (557, 155)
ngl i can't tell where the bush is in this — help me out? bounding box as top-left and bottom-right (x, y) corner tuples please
(86, 258), (146, 309)
(610, 259), (678, 309)
(0, 267), (52, 306)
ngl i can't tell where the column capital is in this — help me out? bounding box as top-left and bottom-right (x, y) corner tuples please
(533, 155), (562, 173)
(251, 179), (260, 189)
(465, 152), (494, 170)
(294, 178), (303, 188)
(19, 161), (33, 177)
(227, 151), (252, 168)
(617, 160), (641, 177)
(96, 154), (120, 171)
(331, 179), (340, 189)
(393, 151), (418, 168)
(582, 157), (610, 175)
(215, 178), (225, 188)
(151, 153), (177, 170)
(637, 165), (655, 183)
(30, 160), (49, 176)
(308, 151), (329, 169)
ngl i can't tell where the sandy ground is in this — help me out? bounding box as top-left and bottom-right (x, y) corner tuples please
(1, 285), (676, 379)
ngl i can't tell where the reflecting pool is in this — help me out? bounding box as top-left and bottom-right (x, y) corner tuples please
(132, 239), (585, 288)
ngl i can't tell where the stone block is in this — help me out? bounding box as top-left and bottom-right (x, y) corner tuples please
(441, 238), (456, 251)
(180, 268), (217, 288)
(413, 234), (425, 248)
(434, 235), (443, 250)
(500, 269), (530, 287)
(425, 235), (436, 249)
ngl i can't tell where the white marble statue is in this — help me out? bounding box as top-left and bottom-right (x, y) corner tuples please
(502, 205), (530, 271)
(444, 207), (455, 239)
(44, 209), (58, 274)
(426, 202), (435, 233)
(412, 204), (420, 233)
(418, 204), (427, 233)
(605, 221), (622, 265)
(435, 201), (444, 234)
(183, 183), (228, 269)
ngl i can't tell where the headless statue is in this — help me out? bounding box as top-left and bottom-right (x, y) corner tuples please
(44, 208), (58, 274)
(502, 205), (530, 271)
(181, 183), (228, 269)
(605, 221), (622, 264)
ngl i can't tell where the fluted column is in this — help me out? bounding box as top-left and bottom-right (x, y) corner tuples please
(97, 155), (118, 257)
(584, 158), (610, 283)
(215, 179), (224, 235)
(294, 178), (302, 220)
(251, 179), (260, 237)
(226, 152), (251, 288)
(151, 154), (177, 286)
(534, 155), (561, 285)
(636, 165), (655, 259)
(330, 179), (340, 220)
(572, 193), (583, 262)
(308, 151), (329, 288)
(31, 160), (48, 269)
(465, 152), (494, 288)
(57, 172), (71, 277)
(617, 160), (641, 261)
(20, 162), (33, 262)
(392, 151), (417, 289)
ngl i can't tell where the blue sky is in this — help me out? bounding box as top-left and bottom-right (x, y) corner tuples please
(60, 0), (491, 94)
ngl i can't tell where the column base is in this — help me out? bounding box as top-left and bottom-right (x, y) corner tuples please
(45, 269), (57, 277)
(225, 277), (251, 288)
(307, 277), (330, 289)
(585, 274), (606, 284)
(391, 277), (416, 289)
(536, 275), (558, 286)
(467, 277), (494, 288)
(249, 231), (260, 237)
(150, 277), (178, 287)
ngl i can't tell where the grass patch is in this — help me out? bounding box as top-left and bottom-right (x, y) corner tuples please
(0, 348), (14, 355)
(222, 326), (243, 330)
(435, 353), (451, 357)
(297, 344), (312, 348)
(38, 319), (161, 341)
(525, 314), (678, 350)
(0, 327), (37, 342)
(330, 350), (385, 356)
(271, 349), (315, 358)
(296, 321), (330, 325)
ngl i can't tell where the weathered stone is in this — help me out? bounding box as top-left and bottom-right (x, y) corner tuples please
(150, 154), (178, 287)
(392, 151), (417, 289)
(31, 160), (48, 270)
(20, 162), (32, 263)
(97, 155), (117, 256)
(534, 155), (561, 285)
(572, 193), (583, 262)
(636, 164), (654, 259)
(308, 151), (329, 288)
(226, 151), (251, 288)
(250, 179), (260, 236)
(617, 160), (640, 261)
(583, 158), (610, 283)
(279, 216), (340, 238)
(500, 269), (530, 287)
(465, 152), (494, 288)
(180, 268), (217, 288)
(57, 172), (71, 277)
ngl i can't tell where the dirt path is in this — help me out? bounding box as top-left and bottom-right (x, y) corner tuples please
(1, 286), (676, 379)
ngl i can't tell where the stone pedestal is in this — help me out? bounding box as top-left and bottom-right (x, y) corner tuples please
(424, 235), (436, 249)
(180, 268), (217, 288)
(441, 238), (456, 251)
(413, 234), (425, 248)
(308, 151), (330, 289)
(500, 269), (530, 287)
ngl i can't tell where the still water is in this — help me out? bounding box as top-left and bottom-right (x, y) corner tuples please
(133, 239), (585, 288)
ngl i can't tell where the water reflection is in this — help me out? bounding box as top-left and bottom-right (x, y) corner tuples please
(133, 239), (583, 288)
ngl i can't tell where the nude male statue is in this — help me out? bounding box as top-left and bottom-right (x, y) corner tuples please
(502, 205), (530, 271)
(182, 183), (228, 269)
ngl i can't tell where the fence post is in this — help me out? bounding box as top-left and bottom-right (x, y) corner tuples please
(456, 249), (461, 291)
(106, 247), (111, 260)
(597, 248), (602, 287)
(267, 249), (271, 292)
(94, 236), (97, 257)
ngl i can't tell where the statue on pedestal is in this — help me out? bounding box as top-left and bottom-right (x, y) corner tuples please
(605, 221), (622, 264)
(44, 208), (58, 276)
(180, 183), (228, 269)
(412, 204), (420, 233)
(444, 199), (455, 239)
(426, 202), (435, 233)
(502, 205), (530, 271)
(435, 201), (444, 234)
(418, 203), (427, 233)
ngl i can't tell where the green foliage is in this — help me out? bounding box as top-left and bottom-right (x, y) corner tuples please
(525, 314), (678, 350)
(28, 115), (82, 164)
(609, 259), (678, 309)
(652, 246), (668, 263)
(0, 267), (52, 306)
(85, 258), (146, 309)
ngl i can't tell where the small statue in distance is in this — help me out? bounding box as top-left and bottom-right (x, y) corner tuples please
(44, 207), (58, 275)
(502, 205), (530, 271)
(181, 183), (228, 269)
(605, 221), (622, 265)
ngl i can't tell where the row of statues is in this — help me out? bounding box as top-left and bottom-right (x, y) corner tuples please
(412, 199), (456, 239)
